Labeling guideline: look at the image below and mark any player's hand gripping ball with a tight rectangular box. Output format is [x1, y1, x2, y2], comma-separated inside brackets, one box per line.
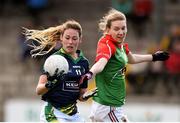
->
[44, 55, 69, 77]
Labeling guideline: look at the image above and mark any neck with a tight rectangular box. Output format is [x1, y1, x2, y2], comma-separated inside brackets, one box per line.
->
[61, 48, 79, 60]
[70, 53, 78, 60]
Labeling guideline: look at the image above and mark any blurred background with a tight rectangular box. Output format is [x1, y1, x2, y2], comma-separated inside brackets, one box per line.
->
[0, 0, 179, 122]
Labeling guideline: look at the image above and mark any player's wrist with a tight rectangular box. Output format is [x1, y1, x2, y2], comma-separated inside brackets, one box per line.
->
[152, 53, 156, 61]
[87, 71, 93, 79]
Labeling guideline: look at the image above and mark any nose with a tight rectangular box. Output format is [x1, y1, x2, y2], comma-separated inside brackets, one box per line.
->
[68, 38, 73, 44]
[119, 34, 123, 37]
[118, 31, 124, 37]
[119, 30, 124, 35]
[119, 29, 126, 37]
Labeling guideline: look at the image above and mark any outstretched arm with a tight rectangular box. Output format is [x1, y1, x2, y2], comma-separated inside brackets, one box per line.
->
[127, 52, 152, 64]
[90, 58, 108, 75]
[128, 51, 169, 64]
[79, 58, 108, 83]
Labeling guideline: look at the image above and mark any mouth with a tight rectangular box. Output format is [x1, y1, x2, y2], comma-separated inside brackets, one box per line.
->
[67, 46, 74, 50]
[117, 37, 122, 40]
[116, 37, 124, 43]
[117, 34, 124, 39]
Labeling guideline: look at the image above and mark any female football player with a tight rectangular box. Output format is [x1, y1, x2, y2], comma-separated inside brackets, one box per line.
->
[23, 20, 96, 122]
[81, 9, 169, 122]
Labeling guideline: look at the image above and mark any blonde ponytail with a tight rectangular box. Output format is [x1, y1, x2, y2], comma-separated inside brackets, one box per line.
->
[23, 20, 82, 57]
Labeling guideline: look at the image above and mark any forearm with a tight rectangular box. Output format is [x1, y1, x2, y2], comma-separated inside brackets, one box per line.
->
[36, 75, 49, 95]
[90, 58, 108, 75]
[36, 84, 48, 95]
[128, 53, 152, 64]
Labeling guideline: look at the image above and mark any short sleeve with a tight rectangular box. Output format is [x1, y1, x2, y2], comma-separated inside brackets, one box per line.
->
[95, 40, 116, 62]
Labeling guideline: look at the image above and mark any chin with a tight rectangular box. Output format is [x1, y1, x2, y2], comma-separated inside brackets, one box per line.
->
[117, 40, 122, 43]
[117, 42, 122, 44]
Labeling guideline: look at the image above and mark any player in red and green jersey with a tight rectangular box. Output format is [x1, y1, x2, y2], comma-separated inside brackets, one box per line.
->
[81, 9, 169, 122]
[94, 34, 129, 107]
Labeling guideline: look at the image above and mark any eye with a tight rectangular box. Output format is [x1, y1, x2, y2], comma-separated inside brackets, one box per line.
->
[72, 37, 78, 40]
[114, 27, 120, 31]
[65, 37, 70, 40]
[65, 35, 70, 40]
[121, 26, 126, 30]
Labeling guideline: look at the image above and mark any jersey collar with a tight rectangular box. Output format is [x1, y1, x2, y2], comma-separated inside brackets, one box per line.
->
[105, 34, 122, 48]
[59, 48, 84, 63]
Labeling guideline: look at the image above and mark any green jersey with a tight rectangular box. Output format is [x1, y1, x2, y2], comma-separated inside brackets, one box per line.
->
[93, 34, 129, 107]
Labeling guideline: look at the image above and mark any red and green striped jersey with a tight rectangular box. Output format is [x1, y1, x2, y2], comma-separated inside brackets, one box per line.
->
[93, 34, 130, 107]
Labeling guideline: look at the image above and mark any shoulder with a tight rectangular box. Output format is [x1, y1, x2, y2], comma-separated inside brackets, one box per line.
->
[81, 56, 90, 66]
[98, 36, 116, 53]
[78, 50, 90, 65]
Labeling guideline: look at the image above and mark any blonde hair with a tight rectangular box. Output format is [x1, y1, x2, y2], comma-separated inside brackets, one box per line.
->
[23, 20, 82, 57]
[99, 8, 126, 33]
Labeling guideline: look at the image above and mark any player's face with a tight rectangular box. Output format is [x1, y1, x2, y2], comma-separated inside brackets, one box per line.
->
[61, 28, 81, 54]
[107, 20, 127, 43]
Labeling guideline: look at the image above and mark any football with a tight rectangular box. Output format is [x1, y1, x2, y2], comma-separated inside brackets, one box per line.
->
[44, 55, 69, 76]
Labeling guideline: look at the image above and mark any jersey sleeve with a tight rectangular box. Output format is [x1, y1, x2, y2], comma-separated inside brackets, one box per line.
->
[123, 43, 130, 55]
[95, 40, 116, 62]
[80, 59, 89, 88]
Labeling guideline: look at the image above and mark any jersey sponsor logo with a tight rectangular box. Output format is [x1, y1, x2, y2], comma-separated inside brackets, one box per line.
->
[110, 67, 126, 82]
[62, 81, 79, 92]
[118, 67, 126, 74]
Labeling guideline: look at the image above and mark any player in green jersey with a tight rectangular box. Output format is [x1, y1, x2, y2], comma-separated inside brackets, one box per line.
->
[81, 9, 169, 122]
[23, 20, 97, 122]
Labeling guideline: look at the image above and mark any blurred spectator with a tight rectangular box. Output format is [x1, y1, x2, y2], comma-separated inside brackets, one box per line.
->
[111, 0, 133, 21]
[0, 0, 25, 17]
[160, 24, 180, 95]
[131, 0, 153, 39]
[18, 21, 34, 63]
[26, 0, 48, 26]
[126, 62, 149, 94]
[131, 25, 180, 95]
[18, 20, 44, 72]
[169, 0, 180, 4]
[0, 0, 5, 16]
[140, 44, 165, 95]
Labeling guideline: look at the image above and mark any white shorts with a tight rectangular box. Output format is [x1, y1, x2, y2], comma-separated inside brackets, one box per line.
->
[40, 102, 85, 122]
[89, 100, 129, 122]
